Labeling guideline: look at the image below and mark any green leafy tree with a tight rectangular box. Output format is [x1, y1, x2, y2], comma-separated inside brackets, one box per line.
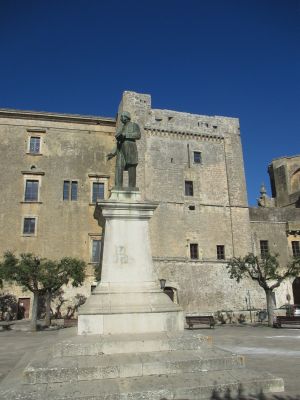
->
[0, 252, 86, 331]
[227, 253, 300, 326]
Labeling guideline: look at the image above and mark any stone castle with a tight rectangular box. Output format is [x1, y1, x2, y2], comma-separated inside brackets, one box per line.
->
[0, 91, 299, 318]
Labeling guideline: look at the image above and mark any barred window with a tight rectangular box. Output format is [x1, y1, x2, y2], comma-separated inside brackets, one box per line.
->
[190, 243, 199, 259]
[217, 245, 225, 260]
[260, 240, 269, 258]
[292, 241, 300, 257]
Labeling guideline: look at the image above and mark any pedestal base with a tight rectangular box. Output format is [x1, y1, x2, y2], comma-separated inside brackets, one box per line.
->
[78, 310, 184, 335]
[78, 189, 184, 335]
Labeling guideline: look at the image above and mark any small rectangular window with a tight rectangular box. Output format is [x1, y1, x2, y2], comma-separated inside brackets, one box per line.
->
[92, 182, 104, 203]
[71, 181, 78, 201]
[190, 243, 199, 259]
[260, 240, 269, 258]
[29, 137, 41, 154]
[217, 245, 225, 260]
[63, 180, 78, 201]
[23, 217, 36, 235]
[63, 181, 70, 200]
[91, 239, 101, 263]
[185, 181, 194, 196]
[25, 180, 39, 201]
[193, 151, 202, 164]
[292, 241, 300, 257]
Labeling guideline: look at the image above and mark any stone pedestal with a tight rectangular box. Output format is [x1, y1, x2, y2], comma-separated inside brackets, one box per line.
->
[78, 189, 184, 335]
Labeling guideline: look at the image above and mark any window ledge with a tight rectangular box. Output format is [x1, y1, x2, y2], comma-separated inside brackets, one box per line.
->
[22, 234, 36, 237]
[20, 201, 43, 204]
[21, 170, 45, 175]
[26, 152, 43, 156]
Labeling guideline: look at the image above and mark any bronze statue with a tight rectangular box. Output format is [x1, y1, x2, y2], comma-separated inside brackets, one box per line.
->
[108, 111, 141, 188]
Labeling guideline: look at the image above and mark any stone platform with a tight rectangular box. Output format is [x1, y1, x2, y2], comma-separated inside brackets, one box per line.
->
[0, 329, 284, 399]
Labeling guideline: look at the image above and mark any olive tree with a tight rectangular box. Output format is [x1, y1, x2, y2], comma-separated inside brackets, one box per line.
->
[226, 253, 300, 326]
[0, 252, 86, 330]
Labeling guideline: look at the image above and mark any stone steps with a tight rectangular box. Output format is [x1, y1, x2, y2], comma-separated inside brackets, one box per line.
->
[0, 331, 284, 399]
[2, 369, 284, 400]
[52, 331, 211, 357]
[23, 348, 245, 384]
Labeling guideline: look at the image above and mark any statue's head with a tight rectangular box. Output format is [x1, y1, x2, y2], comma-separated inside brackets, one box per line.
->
[120, 111, 131, 124]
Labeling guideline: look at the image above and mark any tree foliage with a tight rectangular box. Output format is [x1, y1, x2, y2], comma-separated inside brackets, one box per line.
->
[227, 253, 300, 291]
[0, 252, 86, 294]
[0, 251, 86, 329]
[226, 253, 300, 325]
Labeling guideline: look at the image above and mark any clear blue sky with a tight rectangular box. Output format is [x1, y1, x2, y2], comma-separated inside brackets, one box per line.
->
[1, 0, 299, 205]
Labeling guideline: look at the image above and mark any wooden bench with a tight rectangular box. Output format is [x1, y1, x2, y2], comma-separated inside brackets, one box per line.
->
[186, 315, 215, 329]
[273, 316, 300, 328]
[0, 321, 14, 331]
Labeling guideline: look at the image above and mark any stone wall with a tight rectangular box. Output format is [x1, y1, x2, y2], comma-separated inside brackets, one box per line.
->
[268, 155, 300, 207]
[0, 111, 116, 309]
[0, 92, 299, 316]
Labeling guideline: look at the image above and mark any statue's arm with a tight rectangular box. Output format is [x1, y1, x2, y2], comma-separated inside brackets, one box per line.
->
[107, 146, 117, 160]
[115, 125, 124, 140]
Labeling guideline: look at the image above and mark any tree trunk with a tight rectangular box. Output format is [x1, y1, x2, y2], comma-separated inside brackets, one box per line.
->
[265, 289, 275, 326]
[45, 291, 51, 327]
[30, 291, 39, 331]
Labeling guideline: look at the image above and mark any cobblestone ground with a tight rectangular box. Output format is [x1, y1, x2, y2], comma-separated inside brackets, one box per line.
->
[0, 324, 299, 397]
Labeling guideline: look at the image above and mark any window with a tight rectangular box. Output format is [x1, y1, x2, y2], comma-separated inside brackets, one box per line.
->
[24, 180, 39, 201]
[23, 217, 36, 235]
[292, 241, 300, 257]
[188, 205, 195, 211]
[91, 239, 101, 263]
[63, 180, 78, 201]
[217, 245, 225, 260]
[185, 181, 194, 196]
[260, 240, 269, 258]
[193, 151, 202, 164]
[190, 243, 199, 259]
[92, 182, 104, 203]
[29, 137, 41, 154]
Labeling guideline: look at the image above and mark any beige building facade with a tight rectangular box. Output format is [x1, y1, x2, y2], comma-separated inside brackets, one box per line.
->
[0, 91, 299, 317]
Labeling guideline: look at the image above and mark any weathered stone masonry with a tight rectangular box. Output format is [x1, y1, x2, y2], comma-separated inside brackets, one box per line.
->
[0, 92, 299, 316]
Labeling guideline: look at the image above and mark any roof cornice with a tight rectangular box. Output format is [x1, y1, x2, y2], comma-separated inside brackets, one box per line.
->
[0, 108, 116, 126]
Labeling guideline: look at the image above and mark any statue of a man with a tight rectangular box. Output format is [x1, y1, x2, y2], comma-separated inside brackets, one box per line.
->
[107, 111, 141, 188]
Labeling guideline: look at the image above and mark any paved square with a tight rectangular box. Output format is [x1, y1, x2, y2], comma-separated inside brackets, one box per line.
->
[1, 324, 299, 397]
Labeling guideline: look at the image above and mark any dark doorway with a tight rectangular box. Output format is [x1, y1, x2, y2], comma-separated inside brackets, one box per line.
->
[18, 298, 30, 319]
[292, 278, 300, 304]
